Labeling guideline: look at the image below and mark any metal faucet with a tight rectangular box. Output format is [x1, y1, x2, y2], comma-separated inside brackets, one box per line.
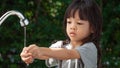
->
[0, 10, 29, 47]
[0, 10, 29, 27]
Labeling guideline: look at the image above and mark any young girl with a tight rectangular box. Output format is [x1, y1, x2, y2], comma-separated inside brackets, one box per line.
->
[20, 0, 102, 68]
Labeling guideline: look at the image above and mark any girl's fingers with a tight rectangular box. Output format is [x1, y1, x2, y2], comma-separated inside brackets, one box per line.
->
[23, 56, 34, 64]
[20, 52, 34, 63]
[22, 47, 29, 53]
[20, 46, 35, 64]
[20, 52, 32, 58]
[27, 44, 37, 53]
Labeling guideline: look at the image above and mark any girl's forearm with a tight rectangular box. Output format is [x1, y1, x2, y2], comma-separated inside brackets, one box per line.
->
[37, 55, 49, 60]
[38, 47, 80, 60]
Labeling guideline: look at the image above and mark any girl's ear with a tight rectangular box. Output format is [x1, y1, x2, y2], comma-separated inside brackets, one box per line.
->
[91, 30, 94, 33]
[90, 27, 94, 33]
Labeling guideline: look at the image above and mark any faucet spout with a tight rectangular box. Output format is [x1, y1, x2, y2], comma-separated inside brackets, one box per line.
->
[0, 10, 29, 27]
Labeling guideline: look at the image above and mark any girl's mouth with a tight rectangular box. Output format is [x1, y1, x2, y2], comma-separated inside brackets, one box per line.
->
[69, 32, 76, 37]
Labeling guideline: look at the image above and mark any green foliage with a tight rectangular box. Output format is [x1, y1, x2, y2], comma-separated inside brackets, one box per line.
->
[0, 0, 120, 68]
[101, 0, 120, 68]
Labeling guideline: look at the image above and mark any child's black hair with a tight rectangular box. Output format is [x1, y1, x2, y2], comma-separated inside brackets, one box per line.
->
[63, 0, 102, 68]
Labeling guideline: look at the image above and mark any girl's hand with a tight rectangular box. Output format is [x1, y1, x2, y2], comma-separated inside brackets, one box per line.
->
[25, 44, 49, 60]
[26, 44, 41, 59]
[20, 47, 34, 64]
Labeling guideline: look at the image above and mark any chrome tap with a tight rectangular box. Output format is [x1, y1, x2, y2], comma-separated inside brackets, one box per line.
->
[0, 10, 29, 47]
[0, 10, 29, 27]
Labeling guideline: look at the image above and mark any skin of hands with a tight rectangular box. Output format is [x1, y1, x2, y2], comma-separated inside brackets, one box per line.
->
[20, 47, 34, 64]
[20, 44, 80, 64]
[20, 44, 49, 64]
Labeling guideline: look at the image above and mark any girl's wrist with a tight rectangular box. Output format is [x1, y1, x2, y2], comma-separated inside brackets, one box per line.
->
[36, 47, 44, 59]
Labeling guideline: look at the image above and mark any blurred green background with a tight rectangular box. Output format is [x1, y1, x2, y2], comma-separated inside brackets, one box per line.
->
[0, 0, 120, 68]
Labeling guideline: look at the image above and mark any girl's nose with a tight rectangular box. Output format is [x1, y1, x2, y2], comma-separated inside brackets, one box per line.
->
[70, 23, 76, 30]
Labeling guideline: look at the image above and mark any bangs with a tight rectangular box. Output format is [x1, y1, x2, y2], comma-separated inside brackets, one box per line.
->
[65, 3, 88, 20]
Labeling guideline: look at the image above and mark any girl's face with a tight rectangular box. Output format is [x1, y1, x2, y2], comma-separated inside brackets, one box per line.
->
[66, 11, 93, 44]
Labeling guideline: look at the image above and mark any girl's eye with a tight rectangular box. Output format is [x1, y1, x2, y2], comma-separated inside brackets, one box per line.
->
[77, 22, 83, 25]
[67, 21, 71, 24]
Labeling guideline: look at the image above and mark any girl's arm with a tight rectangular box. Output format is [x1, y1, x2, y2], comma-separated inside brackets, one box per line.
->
[27, 44, 80, 60]
[20, 47, 50, 64]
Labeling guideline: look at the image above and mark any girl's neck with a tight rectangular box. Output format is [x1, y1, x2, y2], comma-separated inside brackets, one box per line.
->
[70, 41, 83, 48]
